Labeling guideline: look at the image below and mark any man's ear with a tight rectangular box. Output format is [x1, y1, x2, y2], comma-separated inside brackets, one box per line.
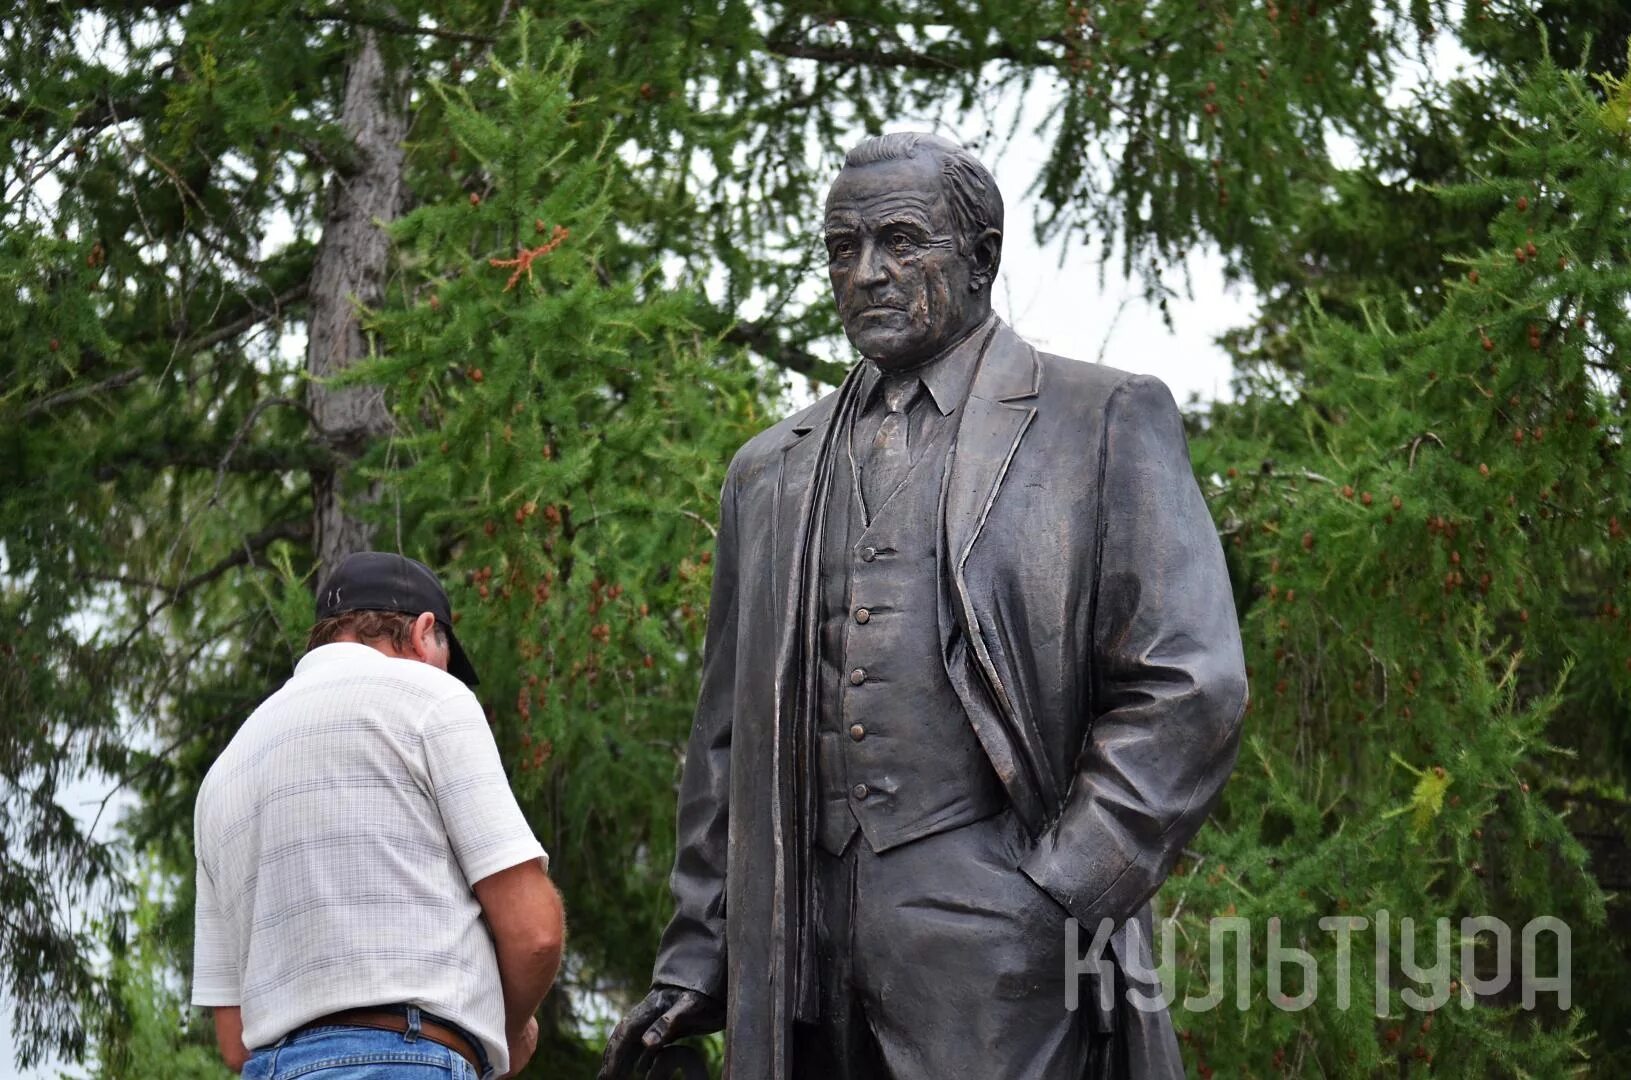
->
[969, 227, 1002, 292]
[410, 611, 441, 664]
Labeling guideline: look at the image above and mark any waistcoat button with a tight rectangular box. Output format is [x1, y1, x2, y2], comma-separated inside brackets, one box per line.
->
[849, 667, 867, 686]
[860, 546, 877, 562]
[852, 783, 870, 800]
[854, 607, 871, 624]
[849, 723, 866, 741]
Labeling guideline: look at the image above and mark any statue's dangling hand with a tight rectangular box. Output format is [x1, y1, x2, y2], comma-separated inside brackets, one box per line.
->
[598, 984, 724, 1079]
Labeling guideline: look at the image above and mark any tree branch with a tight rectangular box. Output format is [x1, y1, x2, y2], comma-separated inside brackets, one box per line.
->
[300, 8, 496, 45]
[92, 437, 336, 483]
[111, 517, 312, 656]
[764, 33, 1058, 74]
[208, 397, 318, 503]
[766, 36, 963, 72]
[0, 87, 170, 140]
[184, 282, 311, 353]
[172, 519, 314, 599]
[21, 282, 311, 420]
[725, 319, 849, 385]
[21, 368, 145, 419]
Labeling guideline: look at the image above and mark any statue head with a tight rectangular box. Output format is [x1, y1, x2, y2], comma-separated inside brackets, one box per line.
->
[824, 132, 1004, 371]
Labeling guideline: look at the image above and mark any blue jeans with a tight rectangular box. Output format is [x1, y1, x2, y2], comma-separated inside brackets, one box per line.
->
[243, 1007, 485, 1080]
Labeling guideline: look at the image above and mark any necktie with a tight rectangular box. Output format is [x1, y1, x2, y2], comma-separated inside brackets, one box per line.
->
[861, 374, 922, 518]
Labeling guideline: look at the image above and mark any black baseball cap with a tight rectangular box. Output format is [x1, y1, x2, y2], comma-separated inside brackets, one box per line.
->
[317, 551, 480, 687]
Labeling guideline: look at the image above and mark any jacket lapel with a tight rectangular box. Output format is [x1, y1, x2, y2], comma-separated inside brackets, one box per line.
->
[768, 366, 864, 1034]
[939, 322, 1061, 831]
[771, 391, 842, 620]
[943, 322, 1040, 573]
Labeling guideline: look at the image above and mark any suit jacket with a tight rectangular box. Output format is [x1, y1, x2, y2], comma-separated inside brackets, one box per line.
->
[650, 320, 1248, 1079]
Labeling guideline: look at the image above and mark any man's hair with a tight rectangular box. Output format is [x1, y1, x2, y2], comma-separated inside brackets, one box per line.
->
[306, 609, 447, 654]
[842, 132, 1005, 256]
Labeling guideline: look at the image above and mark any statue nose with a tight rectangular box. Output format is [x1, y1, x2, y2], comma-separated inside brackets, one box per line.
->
[855, 239, 890, 288]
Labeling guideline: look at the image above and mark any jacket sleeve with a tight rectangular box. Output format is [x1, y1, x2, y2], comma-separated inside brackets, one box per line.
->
[1019, 373, 1247, 927]
[649, 464, 741, 999]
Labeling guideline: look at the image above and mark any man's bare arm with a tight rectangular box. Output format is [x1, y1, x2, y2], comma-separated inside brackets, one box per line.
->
[210, 1005, 250, 1072]
[474, 858, 565, 1064]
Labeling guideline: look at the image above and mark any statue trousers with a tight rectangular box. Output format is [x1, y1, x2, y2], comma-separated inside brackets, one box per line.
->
[793, 808, 1117, 1080]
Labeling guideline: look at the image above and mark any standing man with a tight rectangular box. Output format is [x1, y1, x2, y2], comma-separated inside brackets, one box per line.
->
[193, 552, 564, 1079]
[601, 133, 1247, 1079]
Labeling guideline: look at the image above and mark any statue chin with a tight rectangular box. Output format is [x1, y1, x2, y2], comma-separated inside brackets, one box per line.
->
[844, 305, 992, 371]
[845, 325, 926, 369]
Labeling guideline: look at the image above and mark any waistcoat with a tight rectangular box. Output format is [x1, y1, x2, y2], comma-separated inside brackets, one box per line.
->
[813, 393, 1005, 856]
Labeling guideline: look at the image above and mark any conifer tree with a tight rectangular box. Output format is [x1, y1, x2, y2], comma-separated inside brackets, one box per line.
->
[2, 5, 774, 1070]
[360, 33, 771, 1025]
[1178, 54, 1631, 1074]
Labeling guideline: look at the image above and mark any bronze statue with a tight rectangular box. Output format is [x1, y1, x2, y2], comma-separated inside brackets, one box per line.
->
[600, 132, 1247, 1080]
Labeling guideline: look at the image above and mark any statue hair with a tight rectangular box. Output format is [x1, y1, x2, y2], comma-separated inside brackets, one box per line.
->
[842, 132, 1004, 260]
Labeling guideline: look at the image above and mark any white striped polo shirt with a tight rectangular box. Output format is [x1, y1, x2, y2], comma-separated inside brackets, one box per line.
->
[191, 642, 547, 1078]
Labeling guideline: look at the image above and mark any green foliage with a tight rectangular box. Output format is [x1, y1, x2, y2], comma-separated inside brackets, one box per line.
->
[1, 4, 774, 1068]
[361, 29, 769, 993]
[85, 865, 232, 1080]
[1185, 54, 1631, 1075]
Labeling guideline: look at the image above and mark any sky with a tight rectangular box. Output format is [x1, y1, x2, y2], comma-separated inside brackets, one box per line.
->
[980, 136, 1242, 406]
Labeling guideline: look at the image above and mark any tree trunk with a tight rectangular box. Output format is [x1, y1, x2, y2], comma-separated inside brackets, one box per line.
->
[306, 28, 406, 583]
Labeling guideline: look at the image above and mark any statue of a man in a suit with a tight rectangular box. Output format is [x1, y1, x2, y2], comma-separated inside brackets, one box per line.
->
[601, 132, 1247, 1080]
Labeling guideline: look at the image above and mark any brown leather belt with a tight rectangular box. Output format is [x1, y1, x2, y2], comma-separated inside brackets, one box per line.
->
[296, 1008, 482, 1073]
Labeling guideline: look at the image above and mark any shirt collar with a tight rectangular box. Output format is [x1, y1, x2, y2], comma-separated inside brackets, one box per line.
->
[861, 313, 996, 417]
[295, 641, 386, 676]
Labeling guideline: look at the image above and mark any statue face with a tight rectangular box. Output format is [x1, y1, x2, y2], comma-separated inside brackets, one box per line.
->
[824, 154, 990, 370]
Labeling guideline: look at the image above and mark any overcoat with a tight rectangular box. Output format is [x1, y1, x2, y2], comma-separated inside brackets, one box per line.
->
[651, 320, 1248, 1079]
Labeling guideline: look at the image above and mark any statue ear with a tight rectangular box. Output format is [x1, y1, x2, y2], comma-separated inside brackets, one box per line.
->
[968, 227, 1002, 292]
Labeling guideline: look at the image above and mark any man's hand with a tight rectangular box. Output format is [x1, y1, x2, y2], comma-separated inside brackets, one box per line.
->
[472, 859, 565, 1038]
[505, 1015, 539, 1078]
[598, 985, 723, 1079]
[209, 1005, 250, 1072]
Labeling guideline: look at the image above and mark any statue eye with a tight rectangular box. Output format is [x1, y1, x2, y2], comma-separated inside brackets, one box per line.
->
[829, 239, 855, 260]
[888, 231, 914, 252]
